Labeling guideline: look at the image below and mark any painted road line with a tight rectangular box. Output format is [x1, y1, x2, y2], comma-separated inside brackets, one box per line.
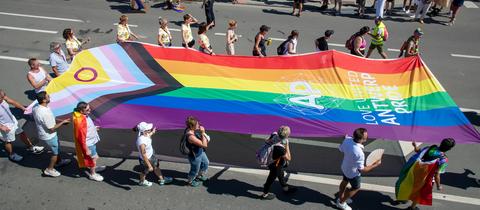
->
[451, 54, 480, 59]
[460, 107, 480, 113]
[210, 165, 480, 206]
[113, 23, 138, 27]
[170, 28, 181, 32]
[0, 25, 57, 34]
[0, 55, 49, 65]
[214, 32, 243, 38]
[328, 43, 344, 47]
[464, 1, 479, 8]
[270, 37, 286, 41]
[0, 11, 84, 22]
[388, 48, 401, 52]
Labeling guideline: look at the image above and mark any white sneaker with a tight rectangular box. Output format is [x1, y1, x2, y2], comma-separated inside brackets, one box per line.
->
[9, 153, 23, 162]
[27, 145, 45, 154]
[405, 10, 410, 14]
[8, 153, 23, 162]
[44, 168, 61, 177]
[346, 198, 353, 204]
[336, 198, 352, 210]
[55, 159, 71, 167]
[139, 180, 152, 187]
[89, 173, 104, 182]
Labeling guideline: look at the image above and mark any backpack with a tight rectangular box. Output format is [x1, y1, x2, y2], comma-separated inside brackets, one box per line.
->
[277, 39, 291, 55]
[179, 128, 191, 156]
[383, 27, 389, 41]
[345, 34, 357, 50]
[255, 132, 284, 167]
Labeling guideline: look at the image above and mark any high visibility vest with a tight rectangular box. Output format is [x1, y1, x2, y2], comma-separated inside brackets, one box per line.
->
[371, 22, 386, 45]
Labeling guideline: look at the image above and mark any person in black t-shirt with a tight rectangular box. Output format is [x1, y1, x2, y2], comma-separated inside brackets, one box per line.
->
[315, 30, 334, 51]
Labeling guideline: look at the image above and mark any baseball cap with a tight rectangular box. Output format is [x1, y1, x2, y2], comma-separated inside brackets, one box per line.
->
[137, 122, 153, 133]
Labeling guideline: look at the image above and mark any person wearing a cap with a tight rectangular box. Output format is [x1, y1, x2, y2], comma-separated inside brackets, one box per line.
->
[134, 122, 173, 187]
[399, 28, 423, 58]
[315, 30, 334, 51]
[253, 25, 270, 57]
[366, 17, 388, 59]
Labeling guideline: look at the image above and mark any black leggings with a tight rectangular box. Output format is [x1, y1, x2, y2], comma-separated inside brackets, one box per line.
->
[263, 160, 287, 194]
[205, 0, 215, 26]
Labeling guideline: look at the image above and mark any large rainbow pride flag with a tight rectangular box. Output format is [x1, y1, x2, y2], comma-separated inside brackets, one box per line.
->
[42, 42, 480, 143]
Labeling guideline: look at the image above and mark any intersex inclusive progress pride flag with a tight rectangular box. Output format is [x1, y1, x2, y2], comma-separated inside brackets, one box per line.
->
[43, 42, 480, 143]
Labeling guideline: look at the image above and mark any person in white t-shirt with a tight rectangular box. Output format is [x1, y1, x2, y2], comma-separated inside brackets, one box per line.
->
[32, 91, 71, 177]
[0, 89, 44, 162]
[336, 128, 382, 210]
[286, 30, 299, 55]
[134, 122, 173, 187]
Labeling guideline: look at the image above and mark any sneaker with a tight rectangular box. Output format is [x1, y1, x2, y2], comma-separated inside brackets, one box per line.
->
[196, 175, 208, 182]
[27, 145, 45, 154]
[9, 153, 23, 162]
[95, 165, 107, 173]
[89, 173, 104, 182]
[260, 193, 276, 200]
[55, 159, 71, 168]
[336, 198, 352, 210]
[189, 180, 202, 187]
[44, 168, 61, 177]
[159, 176, 173, 185]
[139, 180, 152, 187]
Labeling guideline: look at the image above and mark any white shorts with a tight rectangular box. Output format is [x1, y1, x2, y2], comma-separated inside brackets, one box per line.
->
[0, 126, 23, 143]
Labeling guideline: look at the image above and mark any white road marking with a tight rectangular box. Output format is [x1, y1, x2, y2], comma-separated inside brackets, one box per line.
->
[0, 25, 57, 34]
[210, 165, 480, 206]
[169, 28, 181, 32]
[464, 1, 479, 8]
[269, 37, 286, 41]
[214, 32, 243, 38]
[388, 48, 401, 52]
[0, 11, 84, 22]
[113, 23, 138, 27]
[328, 43, 344, 47]
[0, 55, 49, 65]
[451, 54, 480, 59]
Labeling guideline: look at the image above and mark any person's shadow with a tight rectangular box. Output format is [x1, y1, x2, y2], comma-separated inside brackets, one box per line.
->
[205, 166, 264, 199]
[441, 169, 480, 190]
[463, 111, 480, 126]
[351, 190, 400, 210]
[102, 158, 142, 191]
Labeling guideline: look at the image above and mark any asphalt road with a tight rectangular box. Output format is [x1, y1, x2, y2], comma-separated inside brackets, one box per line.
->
[1, 0, 480, 209]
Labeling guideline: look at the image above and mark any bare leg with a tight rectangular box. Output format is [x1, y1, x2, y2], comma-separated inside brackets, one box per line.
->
[154, 167, 164, 180]
[340, 188, 360, 203]
[366, 47, 374, 58]
[19, 132, 33, 149]
[4, 142, 13, 156]
[48, 155, 58, 170]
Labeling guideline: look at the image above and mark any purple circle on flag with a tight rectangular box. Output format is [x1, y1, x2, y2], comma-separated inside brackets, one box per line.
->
[74, 67, 98, 82]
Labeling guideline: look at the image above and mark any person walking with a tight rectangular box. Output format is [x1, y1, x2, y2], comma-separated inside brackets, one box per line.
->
[117, 15, 140, 43]
[399, 28, 423, 57]
[449, 0, 464, 26]
[253, 25, 270, 57]
[184, 116, 210, 187]
[336, 128, 382, 210]
[315, 30, 334, 51]
[350, 27, 369, 57]
[32, 91, 71, 177]
[334, 0, 343, 15]
[291, 0, 304, 17]
[260, 126, 297, 200]
[158, 17, 172, 47]
[49, 42, 70, 77]
[396, 138, 456, 210]
[286, 30, 299, 55]
[27, 58, 52, 94]
[72, 102, 105, 182]
[202, 0, 215, 28]
[0, 89, 44, 162]
[198, 22, 215, 55]
[366, 17, 388, 59]
[226, 20, 238, 55]
[414, 0, 433, 24]
[181, 14, 198, 48]
[63, 28, 90, 61]
[134, 122, 173, 187]
[358, 0, 367, 17]
[375, 0, 387, 18]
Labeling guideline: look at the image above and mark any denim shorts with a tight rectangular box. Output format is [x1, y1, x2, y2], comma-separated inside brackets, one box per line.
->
[88, 145, 98, 157]
[44, 135, 59, 155]
[343, 174, 361, 190]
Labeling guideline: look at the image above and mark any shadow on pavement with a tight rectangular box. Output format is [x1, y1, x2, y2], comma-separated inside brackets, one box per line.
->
[206, 166, 264, 199]
[350, 190, 400, 210]
[463, 111, 480, 126]
[102, 158, 139, 191]
[442, 169, 480, 190]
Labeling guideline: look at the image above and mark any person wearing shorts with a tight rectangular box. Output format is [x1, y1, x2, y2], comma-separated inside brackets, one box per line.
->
[366, 17, 388, 59]
[449, 0, 464, 25]
[135, 122, 173, 187]
[336, 128, 381, 210]
[181, 14, 198, 48]
[32, 91, 71, 177]
[292, 0, 305, 16]
[0, 89, 44, 162]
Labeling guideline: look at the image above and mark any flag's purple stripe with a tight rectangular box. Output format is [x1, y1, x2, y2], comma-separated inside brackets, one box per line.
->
[96, 104, 480, 144]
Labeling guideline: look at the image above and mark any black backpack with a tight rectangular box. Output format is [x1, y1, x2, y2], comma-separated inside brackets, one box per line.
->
[277, 39, 291, 55]
[179, 128, 191, 156]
